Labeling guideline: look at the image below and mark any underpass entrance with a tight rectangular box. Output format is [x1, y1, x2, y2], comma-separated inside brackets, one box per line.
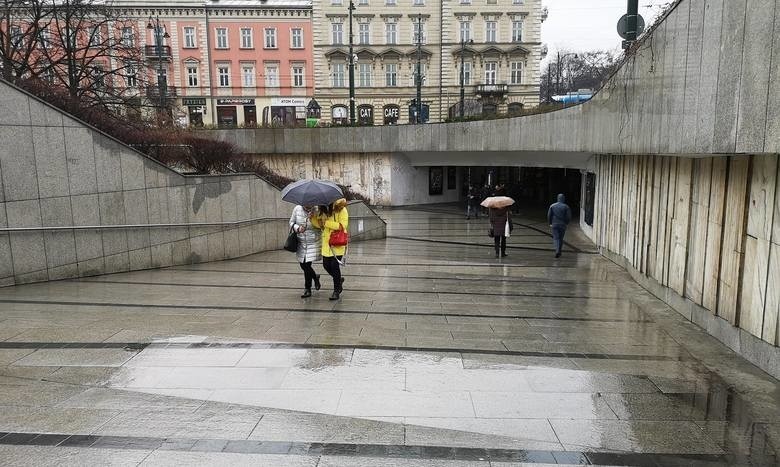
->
[463, 167, 583, 218]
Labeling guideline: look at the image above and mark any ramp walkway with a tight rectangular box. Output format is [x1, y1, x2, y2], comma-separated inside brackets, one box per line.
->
[0, 208, 777, 466]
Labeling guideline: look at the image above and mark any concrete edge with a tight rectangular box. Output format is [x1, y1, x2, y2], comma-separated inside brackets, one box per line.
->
[601, 249, 780, 381]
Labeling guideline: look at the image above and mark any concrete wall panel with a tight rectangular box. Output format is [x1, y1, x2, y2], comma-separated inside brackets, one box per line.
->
[765, 0, 780, 150]
[669, 1, 691, 153]
[99, 192, 128, 257]
[0, 127, 38, 201]
[104, 252, 130, 274]
[28, 97, 62, 128]
[128, 247, 151, 271]
[0, 88, 29, 126]
[713, 0, 747, 153]
[40, 196, 76, 269]
[736, 0, 775, 153]
[150, 243, 173, 268]
[6, 200, 45, 275]
[120, 151, 146, 191]
[765, 242, 780, 345]
[682, 0, 705, 152]
[33, 127, 69, 199]
[64, 128, 98, 196]
[696, 0, 724, 153]
[93, 136, 123, 193]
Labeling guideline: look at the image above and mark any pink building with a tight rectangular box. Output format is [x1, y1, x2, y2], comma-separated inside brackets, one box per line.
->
[119, 0, 313, 127]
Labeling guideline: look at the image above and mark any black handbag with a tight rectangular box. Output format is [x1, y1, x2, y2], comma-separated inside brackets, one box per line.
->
[488, 228, 494, 238]
[284, 227, 298, 252]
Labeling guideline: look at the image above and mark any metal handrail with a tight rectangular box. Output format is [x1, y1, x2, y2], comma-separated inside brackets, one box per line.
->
[0, 216, 384, 233]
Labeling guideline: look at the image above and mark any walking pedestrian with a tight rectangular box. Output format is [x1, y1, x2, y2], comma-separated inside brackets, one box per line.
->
[547, 193, 572, 258]
[466, 185, 480, 219]
[312, 198, 349, 300]
[289, 205, 321, 298]
[489, 205, 511, 258]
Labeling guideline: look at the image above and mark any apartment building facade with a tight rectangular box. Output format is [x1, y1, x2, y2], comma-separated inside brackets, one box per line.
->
[312, 0, 542, 125]
[115, 0, 314, 127]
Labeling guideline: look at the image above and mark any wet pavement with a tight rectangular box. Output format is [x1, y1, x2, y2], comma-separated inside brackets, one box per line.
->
[0, 206, 778, 466]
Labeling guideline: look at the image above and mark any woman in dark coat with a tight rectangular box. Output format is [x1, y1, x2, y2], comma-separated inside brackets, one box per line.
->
[489, 206, 511, 258]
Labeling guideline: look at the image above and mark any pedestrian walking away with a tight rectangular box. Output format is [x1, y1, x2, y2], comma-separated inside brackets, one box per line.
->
[548, 193, 572, 258]
[489, 205, 512, 258]
[289, 205, 322, 298]
[312, 198, 349, 300]
[466, 185, 480, 219]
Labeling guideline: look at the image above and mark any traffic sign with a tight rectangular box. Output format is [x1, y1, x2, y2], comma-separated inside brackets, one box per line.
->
[617, 13, 645, 40]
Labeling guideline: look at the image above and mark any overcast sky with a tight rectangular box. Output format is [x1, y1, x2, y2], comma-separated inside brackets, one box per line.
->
[541, 0, 673, 63]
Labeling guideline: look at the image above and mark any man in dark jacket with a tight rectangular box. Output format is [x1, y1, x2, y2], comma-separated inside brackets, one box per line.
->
[547, 193, 572, 258]
[466, 185, 480, 219]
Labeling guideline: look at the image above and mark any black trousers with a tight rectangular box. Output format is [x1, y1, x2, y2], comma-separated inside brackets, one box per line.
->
[494, 235, 507, 255]
[299, 261, 316, 289]
[323, 256, 343, 291]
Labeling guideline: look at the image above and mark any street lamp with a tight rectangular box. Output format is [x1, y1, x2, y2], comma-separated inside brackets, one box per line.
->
[459, 38, 473, 119]
[413, 14, 423, 124]
[147, 16, 170, 113]
[348, 1, 356, 125]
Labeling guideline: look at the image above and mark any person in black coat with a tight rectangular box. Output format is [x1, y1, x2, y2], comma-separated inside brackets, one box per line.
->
[489, 206, 511, 258]
[466, 185, 480, 219]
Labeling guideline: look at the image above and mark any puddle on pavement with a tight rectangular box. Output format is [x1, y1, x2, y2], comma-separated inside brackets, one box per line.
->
[101, 342, 780, 459]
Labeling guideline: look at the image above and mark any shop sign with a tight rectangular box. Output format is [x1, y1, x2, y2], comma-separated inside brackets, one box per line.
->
[383, 105, 400, 124]
[217, 98, 254, 105]
[358, 105, 374, 125]
[182, 98, 206, 106]
[271, 97, 307, 107]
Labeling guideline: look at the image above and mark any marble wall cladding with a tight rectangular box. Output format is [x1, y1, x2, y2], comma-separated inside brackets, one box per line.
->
[0, 79, 387, 288]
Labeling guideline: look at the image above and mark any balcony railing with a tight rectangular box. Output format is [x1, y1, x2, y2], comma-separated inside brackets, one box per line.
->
[475, 83, 508, 95]
[144, 45, 171, 59]
[145, 85, 177, 98]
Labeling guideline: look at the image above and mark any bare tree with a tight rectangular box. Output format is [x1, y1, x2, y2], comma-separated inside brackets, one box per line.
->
[0, 0, 52, 81]
[1, 0, 149, 113]
[540, 50, 620, 102]
[39, 0, 146, 108]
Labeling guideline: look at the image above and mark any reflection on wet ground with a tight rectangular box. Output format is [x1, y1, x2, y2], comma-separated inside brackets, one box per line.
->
[0, 207, 778, 466]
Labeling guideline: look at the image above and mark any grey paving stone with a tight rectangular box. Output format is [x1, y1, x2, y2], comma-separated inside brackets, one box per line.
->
[12, 348, 136, 367]
[318, 457, 488, 467]
[281, 366, 404, 390]
[0, 404, 118, 433]
[551, 419, 725, 454]
[471, 391, 617, 420]
[523, 369, 660, 394]
[249, 412, 405, 444]
[207, 388, 342, 413]
[404, 417, 562, 450]
[140, 451, 318, 467]
[0, 445, 153, 467]
[337, 390, 475, 418]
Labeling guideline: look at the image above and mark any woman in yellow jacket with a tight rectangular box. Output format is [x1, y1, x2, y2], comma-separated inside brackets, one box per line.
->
[311, 198, 349, 300]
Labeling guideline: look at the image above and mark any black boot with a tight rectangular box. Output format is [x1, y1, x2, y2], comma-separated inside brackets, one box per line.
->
[301, 288, 312, 298]
[314, 275, 321, 291]
[329, 277, 344, 300]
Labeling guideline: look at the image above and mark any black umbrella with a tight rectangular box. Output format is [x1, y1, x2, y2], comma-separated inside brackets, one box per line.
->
[281, 179, 344, 206]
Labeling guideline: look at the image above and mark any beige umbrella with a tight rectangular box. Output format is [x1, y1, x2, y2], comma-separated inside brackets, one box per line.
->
[480, 196, 515, 209]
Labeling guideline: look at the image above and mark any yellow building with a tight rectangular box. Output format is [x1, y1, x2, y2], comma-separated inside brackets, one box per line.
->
[312, 0, 543, 125]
